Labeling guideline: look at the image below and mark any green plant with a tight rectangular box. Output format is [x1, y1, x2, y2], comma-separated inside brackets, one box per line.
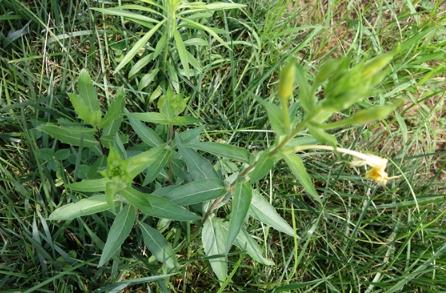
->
[94, 0, 244, 92]
[38, 48, 403, 286]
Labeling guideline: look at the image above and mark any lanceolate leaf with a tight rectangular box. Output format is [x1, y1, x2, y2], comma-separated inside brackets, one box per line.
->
[127, 113, 163, 147]
[128, 112, 198, 126]
[77, 69, 101, 114]
[143, 148, 171, 185]
[186, 141, 252, 163]
[100, 88, 126, 142]
[226, 182, 252, 252]
[248, 152, 275, 183]
[69, 93, 102, 127]
[99, 205, 137, 266]
[126, 145, 168, 179]
[220, 223, 274, 266]
[37, 123, 100, 153]
[67, 178, 107, 193]
[249, 190, 294, 236]
[174, 30, 191, 76]
[113, 20, 165, 73]
[140, 223, 178, 270]
[180, 18, 229, 49]
[120, 187, 199, 221]
[177, 138, 220, 181]
[49, 195, 114, 221]
[161, 179, 226, 205]
[202, 216, 228, 282]
[281, 152, 320, 204]
[92, 7, 159, 27]
[256, 98, 288, 135]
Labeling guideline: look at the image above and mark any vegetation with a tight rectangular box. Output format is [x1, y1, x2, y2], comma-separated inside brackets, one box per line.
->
[1, 0, 445, 292]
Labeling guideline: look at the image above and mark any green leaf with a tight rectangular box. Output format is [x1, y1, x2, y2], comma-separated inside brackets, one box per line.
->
[140, 223, 178, 270]
[180, 18, 230, 49]
[295, 64, 315, 113]
[256, 98, 288, 135]
[161, 179, 226, 205]
[173, 30, 191, 76]
[127, 113, 163, 147]
[128, 112, 198, 125]
[69, 93, 102, 127]
[176, 139, 220, 181]
[248, 152, 275, 183]
[100, 88, 126, 143]
[48, 195, 114, 221]
[98, 205, 137, 266]
[281, 152, 320, 204]
[126, 145, 168, 179]
[120, 187, 199, 221]
[114, 20, 164, 73]
[186, 141, 251, 163]
[138, 68, 159, 91]
[202, 216, 228, 282]
[226, 182, 252, 252]
[92, 7, 159, 26]
[308, 125, 337, 147]
[67, 178, 107, 192]
[37, 123, 100, 153]
[249, 190, 294, 236]
[220, 224, 274, 266]
[128, 54, 153, 78]
[143, 147, 171, 185]
[77, 69, 101, 120]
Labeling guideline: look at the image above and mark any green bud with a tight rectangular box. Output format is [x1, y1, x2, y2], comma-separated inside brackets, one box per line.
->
[361, 53, 393, 80]
[278, 60, 296, 101]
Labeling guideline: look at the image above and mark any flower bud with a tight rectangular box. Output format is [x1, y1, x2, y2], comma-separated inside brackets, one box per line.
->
[278, 60, 296, 101]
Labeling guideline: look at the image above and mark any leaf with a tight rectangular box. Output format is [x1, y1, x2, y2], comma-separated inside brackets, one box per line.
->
[143, 147, 171, 185]
[140, 223, 178, 270]
[180, 18, 230, 49]
[138, 68, 159, 91]
[98, 205, 137, 266]
[69, 93, 102, 127]
[248, 152, 275, 183]
[37, 123, 100, 153]
[202, 216, 228, 282]
[220, 223, 274, 266]
[92, 7, 159, 26]
[77, 69, 101, 114]
[281, 153, 320, 204]
[127, 113, 163, 147]
[67, 178, 107, 193]
[48, 195, 114, 221]
[186, 141, 251, 163]
[114, 20, 164, 73]
[100, 88, 126, 143]
[307, 125, 337, 147]
[226, 182, 252, 252]
[96, 274, 176, 293]
[120, 187, 199, 221]
[128, 54, 153, 78]
[256, 98, 288, 135]
[126, 145, 168, 179]
[249, 190, 294, 236]
[160, 179, 226, 205]
[173, 30, 192, 76]
[295, 64, 315, 113]
[176, 138, 220, 181]
[128, 112, 198, 125]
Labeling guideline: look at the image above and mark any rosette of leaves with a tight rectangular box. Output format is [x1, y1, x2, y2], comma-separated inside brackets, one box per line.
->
[94, 0, 245, 92]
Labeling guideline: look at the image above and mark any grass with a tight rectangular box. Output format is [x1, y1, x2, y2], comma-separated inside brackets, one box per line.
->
[1, 0, 446, 292]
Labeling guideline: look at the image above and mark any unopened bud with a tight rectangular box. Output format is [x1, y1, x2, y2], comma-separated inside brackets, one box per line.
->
[278, 60, 296, 100]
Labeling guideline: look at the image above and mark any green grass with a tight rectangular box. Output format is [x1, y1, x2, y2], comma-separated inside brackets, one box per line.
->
[1, 0, 446, 292]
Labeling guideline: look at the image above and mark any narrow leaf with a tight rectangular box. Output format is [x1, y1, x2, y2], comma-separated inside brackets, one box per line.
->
[114, 20, 164, 73]
[127, 113, 163, 147]
[249, 190, 294, 236]
[180, 18, 229, 49]
[186, 141, 251, 163]
[248, 152, 275, 183]
[202, 216, 228, 282]
[128, 112, 198, 125]
[126, 145, 167, 179]
[77, 69, 101, 113]
[140, 223, 178, 270]
[226, 182, 252, 252]
[49, 195, 114, 221]
[256, 98, 288, 135]
[161, 179, 226, 205]
[100, 88, 126, 142]
[99, 205, 136, 266]
[120, 187, 199, 221]
[143, 148, 171, 185]
[67, 178, 107, 192]
[282, 152, 320, 204]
